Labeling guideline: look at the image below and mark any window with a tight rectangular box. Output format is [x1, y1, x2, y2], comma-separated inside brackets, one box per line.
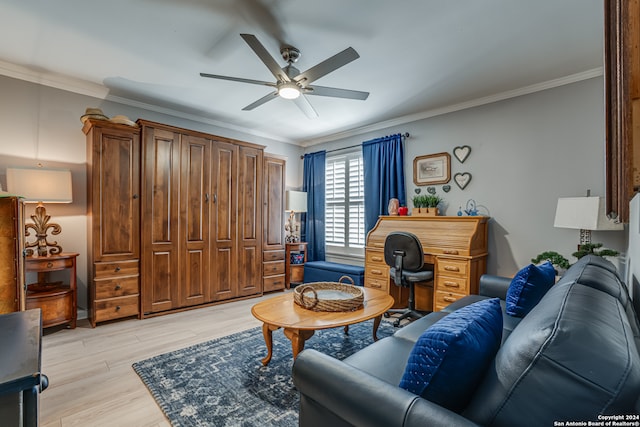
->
[325, 151, 365, 256]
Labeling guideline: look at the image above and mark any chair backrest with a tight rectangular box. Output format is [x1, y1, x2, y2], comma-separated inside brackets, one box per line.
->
[383, 231, 425, 272]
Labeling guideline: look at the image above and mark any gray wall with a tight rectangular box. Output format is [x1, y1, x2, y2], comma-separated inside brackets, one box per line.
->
[0, 75, 304, 313]
[305, 76, 627, 276]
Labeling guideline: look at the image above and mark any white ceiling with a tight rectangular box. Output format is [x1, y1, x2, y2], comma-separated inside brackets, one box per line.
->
[0, 0, 604, 145]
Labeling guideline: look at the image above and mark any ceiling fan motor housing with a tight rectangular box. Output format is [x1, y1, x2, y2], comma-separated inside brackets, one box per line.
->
[280, 46, 301, 63]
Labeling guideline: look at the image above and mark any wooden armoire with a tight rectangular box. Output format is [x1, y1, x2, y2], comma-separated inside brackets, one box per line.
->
[262, 155, 286, 292]
[85, 118, 278, 323]
[84, 119, 141, 327]
[0, 197, 25, 314]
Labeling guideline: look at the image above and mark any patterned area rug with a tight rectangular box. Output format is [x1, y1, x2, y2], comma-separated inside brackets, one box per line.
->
[133, 320, 395, 427]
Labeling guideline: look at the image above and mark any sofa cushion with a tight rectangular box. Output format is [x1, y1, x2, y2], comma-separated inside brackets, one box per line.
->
[398, 298, 502, 413]
[505, 261, 555, 317]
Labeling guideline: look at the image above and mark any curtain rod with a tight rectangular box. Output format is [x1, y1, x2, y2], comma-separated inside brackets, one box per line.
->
[300, 132, 410, 159]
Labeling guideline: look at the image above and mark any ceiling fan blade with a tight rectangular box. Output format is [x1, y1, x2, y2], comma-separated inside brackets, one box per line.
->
[294, 47, 360, 85]
[240, 33, 290, 82]
[200, 73, 276, 88]
[242, 91, 279, 111]
[293, 95, 319, 119]
[305, 85, 369, 100]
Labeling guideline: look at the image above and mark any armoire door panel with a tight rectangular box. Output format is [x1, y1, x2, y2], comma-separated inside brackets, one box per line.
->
[239, 246, 261, 296]
[212, 142, 236, 242]
[142, 126, 181, 313]
[98, 132, 139, 258]
[180, 135, 210, 306]
[211, 247, 234, 300]
[263, 157, 285, 248]
[146, 250, 175, 312]
[150, 136, 178, 243]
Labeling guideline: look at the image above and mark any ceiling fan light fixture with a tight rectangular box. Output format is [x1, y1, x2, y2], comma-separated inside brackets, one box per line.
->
[278, 82, 301, 99]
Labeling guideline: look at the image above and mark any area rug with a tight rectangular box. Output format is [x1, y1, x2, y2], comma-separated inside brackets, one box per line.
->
[133, 320, 395, 427]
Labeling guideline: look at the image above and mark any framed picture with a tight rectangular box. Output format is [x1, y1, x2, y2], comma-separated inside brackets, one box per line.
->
[413, 152, 451, 185]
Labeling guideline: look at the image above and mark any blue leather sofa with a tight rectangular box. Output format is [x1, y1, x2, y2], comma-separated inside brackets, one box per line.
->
[292, 255, 640, 426]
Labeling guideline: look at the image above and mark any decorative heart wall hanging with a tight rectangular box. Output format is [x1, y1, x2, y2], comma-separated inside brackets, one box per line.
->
[453, 145, 471, 163]
[442, 185, 451, 193]
[427, 186, 436, 194]
[454, 173, 472, 190]
[414, 188, 421, 194]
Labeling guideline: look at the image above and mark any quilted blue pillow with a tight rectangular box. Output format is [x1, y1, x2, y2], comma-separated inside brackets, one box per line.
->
[506, 261, 556, 317]
[399, 298, 502, 413]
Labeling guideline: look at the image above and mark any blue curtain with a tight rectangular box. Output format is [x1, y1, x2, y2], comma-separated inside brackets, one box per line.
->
[362, 134, 406, 234]
[303, 151, 326, 261]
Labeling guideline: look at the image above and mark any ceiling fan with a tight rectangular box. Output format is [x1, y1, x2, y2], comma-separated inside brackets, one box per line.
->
[200, 33, 369, 118]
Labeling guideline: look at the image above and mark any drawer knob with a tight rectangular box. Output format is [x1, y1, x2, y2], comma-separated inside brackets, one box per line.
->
[444, 281, 459, 288]
[115, 284, 122, 290]
[443, 250, 459, 255]
[372, 256, 382, 262]
[115, 266, 121, 272]
[444, 266, 460, 272]
[372, 269, 383, 275]
[444, 296, 456, 302]
[47, 262, 53, 268]
[116, 305, 121, 311]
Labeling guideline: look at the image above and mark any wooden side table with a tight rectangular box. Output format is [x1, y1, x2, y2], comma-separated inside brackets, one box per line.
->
[25, 253, 78, 329]
[285, 242, 307, 288]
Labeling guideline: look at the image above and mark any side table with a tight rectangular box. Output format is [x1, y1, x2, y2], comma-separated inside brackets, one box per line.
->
[25, 253, 78, 329]
[285, 242, 307, 288]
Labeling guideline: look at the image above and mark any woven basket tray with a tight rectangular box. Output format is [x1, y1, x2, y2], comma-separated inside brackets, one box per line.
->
[293, 276, 364, 312]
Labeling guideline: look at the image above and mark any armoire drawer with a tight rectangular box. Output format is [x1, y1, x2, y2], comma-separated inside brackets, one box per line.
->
[263, 250, 285, 262]
[95, 277, 139, 299]
[94, 295, 139, 322]
[263, 261, 285, 276]
[94, 260, 139, 279]
[263, 275, 285, 292]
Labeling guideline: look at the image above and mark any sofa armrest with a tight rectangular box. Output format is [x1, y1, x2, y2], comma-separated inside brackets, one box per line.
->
[292, 349, 479, 427]
[478, 274, 511, 299]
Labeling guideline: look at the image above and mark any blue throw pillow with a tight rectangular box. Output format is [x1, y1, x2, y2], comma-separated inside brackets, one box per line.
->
[399, 298, 502, 413]
[506, 261, 556, 317]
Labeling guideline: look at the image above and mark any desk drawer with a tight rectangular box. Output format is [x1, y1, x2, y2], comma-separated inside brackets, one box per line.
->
[434, 290, 467, 311]
[436, 276, 469, 294]
[95, 260, 139, 279]
[436, 258, 468, 277]
[95, 295, 139, 322]
[95, 277, 139, 299]
[365, 277, 389, 291]
[366, 250, 386, 265]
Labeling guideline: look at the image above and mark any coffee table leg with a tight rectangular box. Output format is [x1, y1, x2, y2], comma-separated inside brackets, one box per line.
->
[372, 315, 383, 341]
[260, 323, 280, 366]
[284, 328, 314, 359]
[344, 325, 349, 335]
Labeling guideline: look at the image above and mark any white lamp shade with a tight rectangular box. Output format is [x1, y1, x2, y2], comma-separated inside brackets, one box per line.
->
[285, 190, 307, 212]
[554, 196, 623, 231]
[6, 168, 73, 203]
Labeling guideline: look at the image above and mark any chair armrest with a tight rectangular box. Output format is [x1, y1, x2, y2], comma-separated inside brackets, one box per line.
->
[478, 274, 512, 300]
[292, 349, 479, 427]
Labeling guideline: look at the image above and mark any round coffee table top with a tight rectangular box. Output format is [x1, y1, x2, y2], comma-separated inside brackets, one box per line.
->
[251, 287, 394, 330]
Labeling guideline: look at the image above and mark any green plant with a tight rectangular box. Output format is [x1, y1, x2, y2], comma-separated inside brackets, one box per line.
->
[424, 194, 443, 208]
[572, 243, 619, 260]
[531, 251, 570, 270]
[412, 194, 427, 208]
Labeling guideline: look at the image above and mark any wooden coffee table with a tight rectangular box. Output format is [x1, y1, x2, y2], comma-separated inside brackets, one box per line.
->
[251, 287, 394, 366]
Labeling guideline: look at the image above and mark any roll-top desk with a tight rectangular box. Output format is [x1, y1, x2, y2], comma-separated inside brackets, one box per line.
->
[364, 216, 489, 311]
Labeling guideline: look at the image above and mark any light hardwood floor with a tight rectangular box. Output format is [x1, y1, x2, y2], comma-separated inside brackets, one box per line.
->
[40, 294, 276, 427]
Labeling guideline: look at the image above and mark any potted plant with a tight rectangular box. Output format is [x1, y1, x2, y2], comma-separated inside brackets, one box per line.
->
[531, 251, 571, 276]
[412, 194, 443, 216]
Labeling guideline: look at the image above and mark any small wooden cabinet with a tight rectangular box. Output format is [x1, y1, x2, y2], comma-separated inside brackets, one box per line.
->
[25, 253, 78, 329]
[285, 242, 307, 288]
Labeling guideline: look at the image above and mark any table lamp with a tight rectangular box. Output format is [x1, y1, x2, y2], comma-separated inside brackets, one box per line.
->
[553, 195, 623, 248]
[6, 167, 73, 256]
[285, 190, 307, 243]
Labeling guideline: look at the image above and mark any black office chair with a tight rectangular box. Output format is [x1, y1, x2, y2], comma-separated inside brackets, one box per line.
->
[384, 231, 434, 327]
